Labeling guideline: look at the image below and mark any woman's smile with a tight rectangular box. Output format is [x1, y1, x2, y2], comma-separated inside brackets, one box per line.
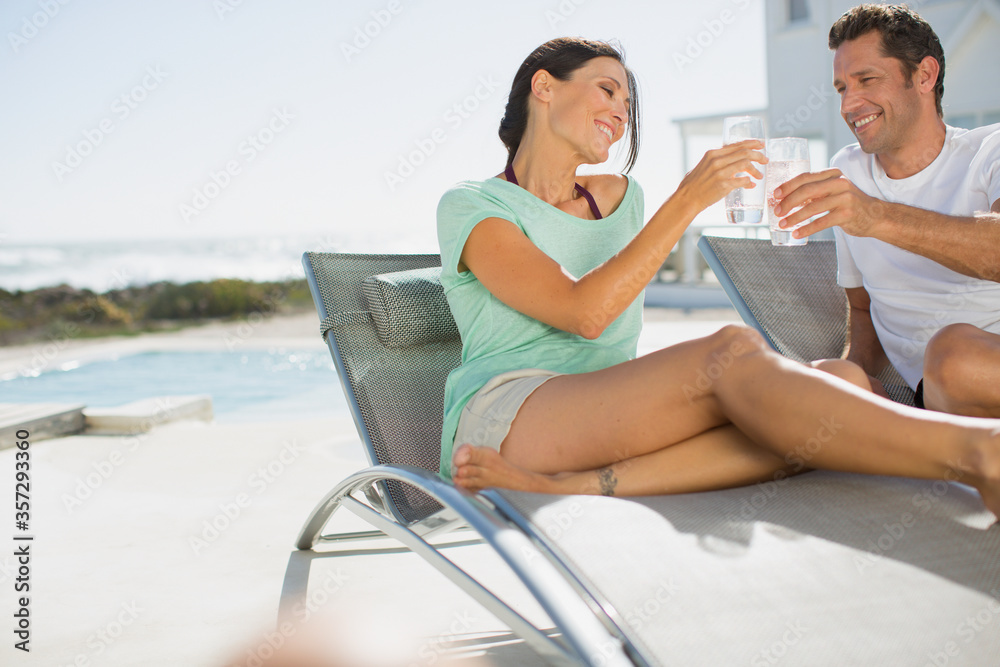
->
[595, 120, 615, 142]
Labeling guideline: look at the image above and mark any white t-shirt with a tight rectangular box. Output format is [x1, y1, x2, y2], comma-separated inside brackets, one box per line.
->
[831, 123, 1000, 389]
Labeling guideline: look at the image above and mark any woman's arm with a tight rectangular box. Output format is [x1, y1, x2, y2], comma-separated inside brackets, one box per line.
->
[460, 141, 765, 338]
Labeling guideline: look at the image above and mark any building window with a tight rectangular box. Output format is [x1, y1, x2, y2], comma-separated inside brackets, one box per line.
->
[788, 0, 810, 24]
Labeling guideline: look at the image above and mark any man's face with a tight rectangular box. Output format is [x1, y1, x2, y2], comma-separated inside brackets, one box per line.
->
[833, 30, 923, 156]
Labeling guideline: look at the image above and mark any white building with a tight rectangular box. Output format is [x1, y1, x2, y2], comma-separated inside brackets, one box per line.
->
[766, 0, 1000, 161]
[680, 0, 1000, 171]
[672, 0, 1000, 280]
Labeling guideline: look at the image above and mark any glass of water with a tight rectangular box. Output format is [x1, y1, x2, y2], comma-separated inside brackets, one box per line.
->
[722, 116, 765, 225]
[765, 137, 810, 246]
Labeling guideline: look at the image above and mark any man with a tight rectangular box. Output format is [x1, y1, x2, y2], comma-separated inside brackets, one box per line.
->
[775, 3, 1000, 417]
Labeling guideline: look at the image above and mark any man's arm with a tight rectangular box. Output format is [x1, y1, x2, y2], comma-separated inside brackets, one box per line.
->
[842, 285, 890, 377]
[774, 171, 1000, 282]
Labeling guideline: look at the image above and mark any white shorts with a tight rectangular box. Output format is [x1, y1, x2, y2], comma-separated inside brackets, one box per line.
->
[453, 368, 561, 455]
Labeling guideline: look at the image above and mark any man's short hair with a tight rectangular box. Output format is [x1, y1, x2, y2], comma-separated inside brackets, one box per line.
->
[829, 4, 945, 117]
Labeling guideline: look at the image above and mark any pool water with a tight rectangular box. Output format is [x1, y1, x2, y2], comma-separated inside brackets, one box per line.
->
[0, 349, 349, 423]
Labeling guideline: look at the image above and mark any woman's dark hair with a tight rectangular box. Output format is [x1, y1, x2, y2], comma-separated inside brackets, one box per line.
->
[498, 37, 641, 172]
[828, 4, 945, 117]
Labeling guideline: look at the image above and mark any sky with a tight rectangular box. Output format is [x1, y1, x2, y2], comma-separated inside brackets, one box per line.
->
[0, 0, 768, 253]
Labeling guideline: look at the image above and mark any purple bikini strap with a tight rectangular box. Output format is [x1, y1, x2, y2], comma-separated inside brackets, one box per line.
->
[504, 162, 517, 186]
[573, 183, 603, 221]
[504, 163, 603, 220]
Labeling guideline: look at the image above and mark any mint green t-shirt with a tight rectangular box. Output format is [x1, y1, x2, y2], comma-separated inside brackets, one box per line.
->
[436, 175, 645, 477]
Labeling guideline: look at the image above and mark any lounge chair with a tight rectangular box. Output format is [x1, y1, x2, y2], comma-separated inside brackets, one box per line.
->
[698, 235, 916, 405]
[295, 250, 999, 666]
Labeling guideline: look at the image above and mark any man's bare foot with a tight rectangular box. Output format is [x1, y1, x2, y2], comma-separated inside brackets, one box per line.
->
[451, 444, 562, 493]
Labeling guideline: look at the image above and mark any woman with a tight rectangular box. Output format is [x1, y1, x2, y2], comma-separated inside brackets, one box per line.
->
[436, 37, 1000, 516]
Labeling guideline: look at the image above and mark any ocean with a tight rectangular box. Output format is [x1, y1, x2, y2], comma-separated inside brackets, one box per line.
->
[0, 234, 382, 292]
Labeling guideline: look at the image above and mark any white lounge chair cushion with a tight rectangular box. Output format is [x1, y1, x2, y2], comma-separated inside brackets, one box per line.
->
[497, 470, 999, 665]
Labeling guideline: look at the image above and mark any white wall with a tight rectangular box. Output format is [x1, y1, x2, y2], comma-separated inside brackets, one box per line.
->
[765, 0, 839, 146]
[943, 10, 1000, 121]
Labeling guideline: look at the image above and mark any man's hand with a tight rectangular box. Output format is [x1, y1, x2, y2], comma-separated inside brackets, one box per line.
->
[776, 170, 1000, 280]
[772, 168, 889, 239]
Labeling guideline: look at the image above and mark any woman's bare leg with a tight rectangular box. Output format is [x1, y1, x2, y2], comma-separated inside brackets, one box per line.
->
[452, 338, 872, 496]
[453, 353, 877, 495]
[453, 424, 803, 495]
[452, 325, 1000, 515]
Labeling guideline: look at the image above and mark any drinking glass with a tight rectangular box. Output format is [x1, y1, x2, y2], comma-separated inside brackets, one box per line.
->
[765, 138, 810, 246]
[722, 116, 765, 225]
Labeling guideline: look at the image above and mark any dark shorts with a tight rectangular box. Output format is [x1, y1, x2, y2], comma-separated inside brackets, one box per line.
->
[913, 379, 925, 410]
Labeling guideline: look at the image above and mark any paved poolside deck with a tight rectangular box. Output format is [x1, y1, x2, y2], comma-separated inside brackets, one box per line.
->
[0, 309, 736, 666]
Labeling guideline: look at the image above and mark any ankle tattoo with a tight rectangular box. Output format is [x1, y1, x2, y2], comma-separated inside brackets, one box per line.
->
[597, 467, 618, 496]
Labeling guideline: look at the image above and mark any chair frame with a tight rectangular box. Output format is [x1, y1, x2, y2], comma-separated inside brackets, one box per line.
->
[293, 249, 999, 666]
[296, 251, 639, 667]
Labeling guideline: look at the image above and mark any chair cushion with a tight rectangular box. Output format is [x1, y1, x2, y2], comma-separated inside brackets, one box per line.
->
[361, 266, 459, 348]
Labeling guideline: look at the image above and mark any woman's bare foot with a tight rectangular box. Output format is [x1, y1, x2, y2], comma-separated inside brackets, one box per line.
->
[451, 444, 621, 495]
[451, 444, 562, 493]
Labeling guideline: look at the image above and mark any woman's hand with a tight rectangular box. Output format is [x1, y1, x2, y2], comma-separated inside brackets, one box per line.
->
[672, 140, 767, 214]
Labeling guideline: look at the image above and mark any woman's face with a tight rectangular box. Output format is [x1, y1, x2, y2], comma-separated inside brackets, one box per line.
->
[538, 56, 630, 165]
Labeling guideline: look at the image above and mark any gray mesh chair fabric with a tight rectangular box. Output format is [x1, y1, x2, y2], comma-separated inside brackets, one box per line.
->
[302, 251, 642, 666]
[699, 236, 915, 406]
[305, 252, 459, 524]
[362, 267, 460, 348]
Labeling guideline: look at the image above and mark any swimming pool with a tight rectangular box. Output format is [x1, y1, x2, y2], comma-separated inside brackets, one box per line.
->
[0, 348, 349, 423]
